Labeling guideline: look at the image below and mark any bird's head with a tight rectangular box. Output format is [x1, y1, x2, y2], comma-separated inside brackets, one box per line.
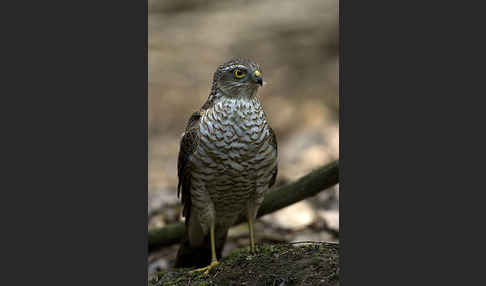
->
[212, 58, 263, 98]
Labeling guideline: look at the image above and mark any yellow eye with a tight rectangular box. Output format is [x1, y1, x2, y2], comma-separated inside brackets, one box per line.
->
[233, 69, 246, 79]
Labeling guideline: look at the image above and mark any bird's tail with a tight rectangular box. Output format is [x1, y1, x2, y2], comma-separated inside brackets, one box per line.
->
[174, 227, 228, 268]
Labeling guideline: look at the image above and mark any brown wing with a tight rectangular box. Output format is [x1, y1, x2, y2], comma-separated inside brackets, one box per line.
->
[268, 126, 278, 188]
[177, 111, 201, 220]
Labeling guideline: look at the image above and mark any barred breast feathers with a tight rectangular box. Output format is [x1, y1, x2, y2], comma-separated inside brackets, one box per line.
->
[198, 96, 269, 164]
[178, 91, 278, 224]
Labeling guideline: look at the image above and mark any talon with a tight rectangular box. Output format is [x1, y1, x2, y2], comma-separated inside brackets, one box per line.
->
[189, 260, 220, 275]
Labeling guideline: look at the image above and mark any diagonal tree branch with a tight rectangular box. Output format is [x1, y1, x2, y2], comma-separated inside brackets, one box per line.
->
[148, 160, 339, 251]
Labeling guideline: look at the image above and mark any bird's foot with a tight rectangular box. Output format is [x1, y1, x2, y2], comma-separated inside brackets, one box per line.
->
[189, 260, 220, 275]
[249, 243, 259, 254]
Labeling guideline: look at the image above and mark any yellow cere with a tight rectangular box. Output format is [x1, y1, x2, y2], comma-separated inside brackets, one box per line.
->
[234, 69, 246, 79]
[254, 70, 261, 77]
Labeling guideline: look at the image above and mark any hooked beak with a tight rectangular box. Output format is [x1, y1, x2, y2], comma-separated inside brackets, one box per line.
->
[253, 70, 263, 86]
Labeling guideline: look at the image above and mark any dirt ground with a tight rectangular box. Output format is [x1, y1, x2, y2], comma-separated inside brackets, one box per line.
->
[150, 242, 339, 286]
[148, 0, 339, 277]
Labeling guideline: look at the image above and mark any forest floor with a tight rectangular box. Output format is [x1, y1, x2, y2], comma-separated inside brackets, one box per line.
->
[150, 242, 339, 286]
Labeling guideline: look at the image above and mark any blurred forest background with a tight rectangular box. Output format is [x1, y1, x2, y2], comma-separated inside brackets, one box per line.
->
[148, 0, 339, 275]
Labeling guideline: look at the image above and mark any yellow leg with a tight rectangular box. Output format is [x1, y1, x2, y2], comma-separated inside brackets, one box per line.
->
[248, 217, 255, 253]
[189, 226, 219, 275]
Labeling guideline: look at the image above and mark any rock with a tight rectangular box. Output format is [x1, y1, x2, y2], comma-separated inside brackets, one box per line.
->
[291, 229, 336, 243]
[262, 201, 317, 230]
[318, 209, 339, 232]
[148, 257, 169, 276]
[148, 214, 166, 229]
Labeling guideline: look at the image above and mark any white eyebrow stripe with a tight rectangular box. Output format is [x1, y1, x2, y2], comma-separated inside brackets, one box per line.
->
[221, 64, 248, 72]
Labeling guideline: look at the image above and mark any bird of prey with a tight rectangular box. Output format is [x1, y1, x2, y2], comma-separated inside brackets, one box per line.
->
[174, 58, 278, 274]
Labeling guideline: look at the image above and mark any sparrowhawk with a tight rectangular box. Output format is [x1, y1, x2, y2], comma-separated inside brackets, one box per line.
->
[174, 58, 278, 274]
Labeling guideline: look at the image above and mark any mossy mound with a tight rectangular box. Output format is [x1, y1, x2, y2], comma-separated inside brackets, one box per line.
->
[150, 242, 339, 286]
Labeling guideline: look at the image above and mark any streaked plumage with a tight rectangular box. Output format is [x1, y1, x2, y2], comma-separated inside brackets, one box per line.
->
[175, 58, 278, 271]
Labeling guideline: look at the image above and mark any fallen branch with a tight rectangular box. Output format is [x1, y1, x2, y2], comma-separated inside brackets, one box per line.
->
[148, 160, 339, 251]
